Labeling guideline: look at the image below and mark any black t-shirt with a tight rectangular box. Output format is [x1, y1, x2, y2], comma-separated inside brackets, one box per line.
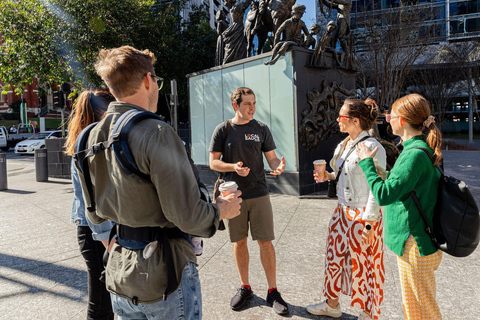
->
[210, 119, 276, 199]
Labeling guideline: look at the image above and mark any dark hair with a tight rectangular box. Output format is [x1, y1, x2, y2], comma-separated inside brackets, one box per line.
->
[230, 87, 255, 107]
[392, 93, 442, 165]
[344, 98, 379, 130]
[94, 46, 156, 99]
[64, 90, 115, 155]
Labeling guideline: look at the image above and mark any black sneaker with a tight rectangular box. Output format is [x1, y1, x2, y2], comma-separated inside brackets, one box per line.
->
[230, 286, 253, 311]
[266, 289, 289, 315]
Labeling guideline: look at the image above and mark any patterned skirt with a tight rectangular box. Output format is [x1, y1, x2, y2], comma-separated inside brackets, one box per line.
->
[323, 203, 385, 319]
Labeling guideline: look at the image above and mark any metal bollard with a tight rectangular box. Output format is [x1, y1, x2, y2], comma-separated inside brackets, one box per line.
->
[0, 153, 7, 190]
[35, 149, 48, 182]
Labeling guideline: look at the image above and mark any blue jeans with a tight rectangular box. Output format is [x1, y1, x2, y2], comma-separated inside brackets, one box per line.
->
[111, 262, 202, 320]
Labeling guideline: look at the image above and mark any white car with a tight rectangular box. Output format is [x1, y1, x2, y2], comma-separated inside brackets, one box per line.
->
[14, 130, 65, 155]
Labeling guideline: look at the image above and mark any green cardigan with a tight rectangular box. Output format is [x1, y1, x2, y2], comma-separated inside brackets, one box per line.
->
[359, 135, 440, 256]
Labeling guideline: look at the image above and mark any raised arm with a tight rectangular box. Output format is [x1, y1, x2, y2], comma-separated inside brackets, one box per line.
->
[243, 0, 253, 10]
[321, 0, 339, 10]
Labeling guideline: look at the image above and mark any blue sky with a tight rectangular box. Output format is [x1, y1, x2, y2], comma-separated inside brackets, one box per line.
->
[297, 0, 317, 25]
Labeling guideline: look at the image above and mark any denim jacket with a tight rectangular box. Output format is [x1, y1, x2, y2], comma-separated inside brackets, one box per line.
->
[330, 131, 386, 221]
[71, 159, 114, 241]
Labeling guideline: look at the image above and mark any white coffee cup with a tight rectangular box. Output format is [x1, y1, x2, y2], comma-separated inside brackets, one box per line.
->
[219, 181, 238, 197]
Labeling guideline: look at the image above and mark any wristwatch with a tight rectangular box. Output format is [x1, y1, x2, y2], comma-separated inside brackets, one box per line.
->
[365, 224, 372, 231]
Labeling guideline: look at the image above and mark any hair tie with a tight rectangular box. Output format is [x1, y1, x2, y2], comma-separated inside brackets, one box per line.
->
[423, 115, 435, 128]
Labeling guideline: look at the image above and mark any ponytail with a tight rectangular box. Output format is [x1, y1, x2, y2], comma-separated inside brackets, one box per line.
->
[425, 121, 443, 166]
[393, 94, 443, 166]
[64, 91, 113, 156]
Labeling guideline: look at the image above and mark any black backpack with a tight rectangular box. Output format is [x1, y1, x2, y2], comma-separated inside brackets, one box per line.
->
[410, 148, 480, 257]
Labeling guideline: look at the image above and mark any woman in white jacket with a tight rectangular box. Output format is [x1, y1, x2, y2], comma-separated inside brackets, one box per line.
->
[306, 99, 386, 320]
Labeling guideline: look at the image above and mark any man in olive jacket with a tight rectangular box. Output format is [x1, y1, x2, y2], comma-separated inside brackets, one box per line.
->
[78, 46, 242, 319]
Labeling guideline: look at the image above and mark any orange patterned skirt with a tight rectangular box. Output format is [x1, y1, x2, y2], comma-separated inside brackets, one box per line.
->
[323, 203, 384, 320]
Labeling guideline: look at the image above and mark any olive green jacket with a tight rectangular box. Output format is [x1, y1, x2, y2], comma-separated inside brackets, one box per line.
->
[77, 102, 220, 303]
[359, 135, 440, 256]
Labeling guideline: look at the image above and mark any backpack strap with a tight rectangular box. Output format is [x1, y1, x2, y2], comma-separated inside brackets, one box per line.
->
[112, 109, 164, 182]
[74, 122, 100, 213]
[414, 147, 445, 176]
[410, 147, 441, 246]
[218, 119, 232, 180]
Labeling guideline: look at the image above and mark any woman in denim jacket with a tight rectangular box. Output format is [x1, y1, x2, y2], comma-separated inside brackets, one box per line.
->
[306, 99, 386, 320]
[65, 91, 115, 320]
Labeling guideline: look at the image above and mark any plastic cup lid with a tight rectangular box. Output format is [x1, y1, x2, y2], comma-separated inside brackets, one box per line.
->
[219, 181, 238, 192]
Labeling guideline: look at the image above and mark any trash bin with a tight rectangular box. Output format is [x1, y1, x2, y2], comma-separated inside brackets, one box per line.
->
[0, 153, 7, 190]
[35, 149, 48, 182]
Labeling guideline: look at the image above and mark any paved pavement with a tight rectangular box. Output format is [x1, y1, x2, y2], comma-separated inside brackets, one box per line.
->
[0, 149, 479, 320]
[445, 138, 480, 150]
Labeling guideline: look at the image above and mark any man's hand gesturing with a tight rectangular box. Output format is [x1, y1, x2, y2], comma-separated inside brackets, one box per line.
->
[234, 161, 250, 177]
[270, 156, 286, 176]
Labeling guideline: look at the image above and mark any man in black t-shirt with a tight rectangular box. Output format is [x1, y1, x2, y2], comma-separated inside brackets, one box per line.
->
[209, 87, 289, 315]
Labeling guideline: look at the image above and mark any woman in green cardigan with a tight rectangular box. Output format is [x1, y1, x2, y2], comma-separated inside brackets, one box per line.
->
[356, 93, 443, 320]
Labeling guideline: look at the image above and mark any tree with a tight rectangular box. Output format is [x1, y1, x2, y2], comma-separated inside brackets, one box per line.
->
[0, 0, 156, 94]
[354, 2, 441, 107]
[409, 64, 463, 130]
[0, 0, 217, 124]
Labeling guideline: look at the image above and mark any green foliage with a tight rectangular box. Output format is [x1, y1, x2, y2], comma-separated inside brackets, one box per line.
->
[0, 112, 20, 121]
[0, 0, 217, 121]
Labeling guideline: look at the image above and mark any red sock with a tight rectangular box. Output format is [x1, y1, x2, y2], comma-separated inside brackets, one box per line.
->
[242, 284, 251, 291]
[268, 287, 277, 294]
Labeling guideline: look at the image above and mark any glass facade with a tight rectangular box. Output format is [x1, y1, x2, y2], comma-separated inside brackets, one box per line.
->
[347, 0, 480, 41]
[189, 52, 296, 170]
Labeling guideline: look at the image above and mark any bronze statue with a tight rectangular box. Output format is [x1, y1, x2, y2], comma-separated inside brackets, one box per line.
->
[320, 0, 352, 66]
[252, 0, 296, 56]
[264, 4, 309, 65]
[245, 1, 259, 57]
[222, 0, 252, 65]
[215, 10, 229, 66]
[311, 20, 340, 67]
[304, 23, 322, 49]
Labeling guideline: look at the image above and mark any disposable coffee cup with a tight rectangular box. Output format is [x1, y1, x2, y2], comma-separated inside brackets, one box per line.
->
[219, 181, 238, 197]
[313, 159, 327, 181]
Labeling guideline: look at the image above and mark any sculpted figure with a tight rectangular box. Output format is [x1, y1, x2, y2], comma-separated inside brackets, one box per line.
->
[222, 0, 252, 64]
[305, 23, 322, 49]
[264, 4, 309, 65]
[215, 10, 229, 66]
[245, 1, 259, 57]
[320, 0, 352, 64]
[311, 21, 340, 67]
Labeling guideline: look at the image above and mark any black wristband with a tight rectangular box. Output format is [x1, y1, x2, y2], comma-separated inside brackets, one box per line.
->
[365, 224, 372, 231]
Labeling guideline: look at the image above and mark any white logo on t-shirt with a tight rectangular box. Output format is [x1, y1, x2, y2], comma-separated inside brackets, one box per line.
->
[245, 133, 260, 142]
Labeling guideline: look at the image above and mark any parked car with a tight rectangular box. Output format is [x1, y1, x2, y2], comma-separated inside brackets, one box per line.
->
[0, 125, 36, 151]
[14, 130, 65, 155]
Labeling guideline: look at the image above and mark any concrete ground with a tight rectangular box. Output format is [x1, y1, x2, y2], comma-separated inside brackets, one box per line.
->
[0, 148, 479, 320]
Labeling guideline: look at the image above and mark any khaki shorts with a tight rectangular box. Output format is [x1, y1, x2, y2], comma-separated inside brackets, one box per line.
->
[225, 194, 274, 243]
